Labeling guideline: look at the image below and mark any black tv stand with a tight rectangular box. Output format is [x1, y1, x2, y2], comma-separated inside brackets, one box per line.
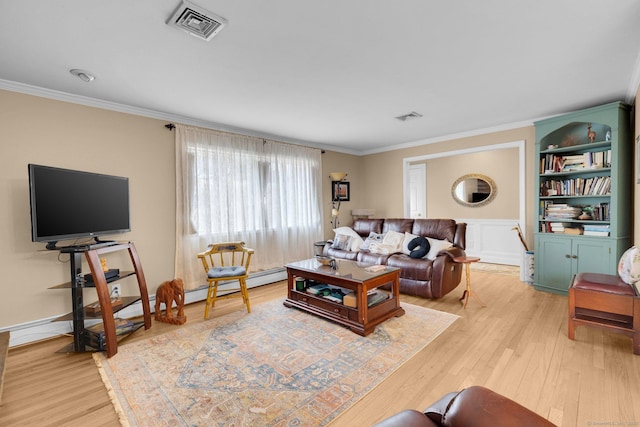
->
[50, 239, 118, 253]
[50, 242, 151, 357]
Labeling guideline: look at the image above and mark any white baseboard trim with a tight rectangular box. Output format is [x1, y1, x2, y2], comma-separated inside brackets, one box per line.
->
[2, 268, 287, 348]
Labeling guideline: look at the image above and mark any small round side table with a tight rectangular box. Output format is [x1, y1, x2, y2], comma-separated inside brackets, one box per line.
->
[453, 256, 486, 309]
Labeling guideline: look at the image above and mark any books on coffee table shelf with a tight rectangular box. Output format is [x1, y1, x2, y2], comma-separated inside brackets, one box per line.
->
[305, 283, 389, 308]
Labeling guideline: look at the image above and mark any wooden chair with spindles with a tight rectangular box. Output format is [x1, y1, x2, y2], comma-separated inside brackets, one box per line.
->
[197, 242, 254, 319]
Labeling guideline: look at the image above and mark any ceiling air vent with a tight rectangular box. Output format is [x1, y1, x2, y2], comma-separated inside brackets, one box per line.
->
[395, 111, 423, 122]
[167, 0, 227, 41]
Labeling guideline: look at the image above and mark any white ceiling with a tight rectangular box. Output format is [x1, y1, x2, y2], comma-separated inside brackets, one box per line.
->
[1, 0, 639, 155]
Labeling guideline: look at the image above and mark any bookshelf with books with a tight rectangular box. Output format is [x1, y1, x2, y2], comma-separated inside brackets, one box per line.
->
[533, 102, 631, 295]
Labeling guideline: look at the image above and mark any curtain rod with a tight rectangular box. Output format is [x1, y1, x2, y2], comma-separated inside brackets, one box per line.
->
[163, 122, 325, 153]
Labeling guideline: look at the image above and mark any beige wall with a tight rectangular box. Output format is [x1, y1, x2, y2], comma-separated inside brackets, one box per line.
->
[359, 127, 537, 243]
[0, 90, 175, 327]
[320, 150, 364, 240]
[423, 148, 519, 219]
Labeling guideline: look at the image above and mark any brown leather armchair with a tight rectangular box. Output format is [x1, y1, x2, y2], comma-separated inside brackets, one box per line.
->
[374, 386, 555, 427]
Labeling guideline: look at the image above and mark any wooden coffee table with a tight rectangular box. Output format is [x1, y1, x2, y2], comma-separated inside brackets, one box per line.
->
[284, 258, 405, 336]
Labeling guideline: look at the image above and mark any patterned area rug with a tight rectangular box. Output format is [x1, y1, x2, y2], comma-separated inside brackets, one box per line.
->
[94, 299, 458, 427]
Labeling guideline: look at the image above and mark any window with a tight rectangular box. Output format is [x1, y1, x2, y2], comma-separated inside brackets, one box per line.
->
[175, 125, 323, 288]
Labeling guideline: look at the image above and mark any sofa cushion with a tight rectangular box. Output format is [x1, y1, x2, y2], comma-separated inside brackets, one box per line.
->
[382, 218, 415, 235]
[358, 251, 393, 265]
[387, 255, 433, 281]
[353, 218, 384, 238]
[412, 219, 457, 243]
[325, 246, 359, 260]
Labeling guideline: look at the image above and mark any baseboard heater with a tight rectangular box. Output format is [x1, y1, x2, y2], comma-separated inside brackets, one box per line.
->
[2, 268, 287, 347]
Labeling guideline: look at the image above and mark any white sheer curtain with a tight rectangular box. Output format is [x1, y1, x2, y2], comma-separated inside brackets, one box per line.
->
[175, 124, 324, 289]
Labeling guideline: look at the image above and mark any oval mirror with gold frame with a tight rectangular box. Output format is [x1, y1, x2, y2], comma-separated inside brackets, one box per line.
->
[452, 174, 497, 207]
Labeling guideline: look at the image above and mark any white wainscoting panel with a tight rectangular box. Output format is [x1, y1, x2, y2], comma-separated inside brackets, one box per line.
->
[457, 218, 523, 266]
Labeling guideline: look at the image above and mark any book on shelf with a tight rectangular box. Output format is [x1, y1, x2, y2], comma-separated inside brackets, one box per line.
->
[583, 230, 610, 237]
[540, 150, 612, 174]
[322, 286, 353, 304]
[545, 203, 582, 220]
[582, 224, 610, 236]
[583, 225, 610, 232]
[540, 176, 611, 197]
[367, 290, 390, 307]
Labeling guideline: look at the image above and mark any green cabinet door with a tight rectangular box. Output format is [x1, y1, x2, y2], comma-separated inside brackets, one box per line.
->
[534, 235, 613, 294]
[574, 238, 614, 275]
[535, 236, 572, 294]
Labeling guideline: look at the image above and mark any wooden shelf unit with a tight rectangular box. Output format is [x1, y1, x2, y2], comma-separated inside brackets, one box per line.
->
[52, 242, 151, 357]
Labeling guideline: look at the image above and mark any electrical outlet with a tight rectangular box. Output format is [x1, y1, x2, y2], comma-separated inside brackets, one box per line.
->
[111, 284, 121, 298]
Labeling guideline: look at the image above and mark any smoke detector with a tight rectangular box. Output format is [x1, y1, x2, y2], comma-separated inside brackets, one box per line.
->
[395, 111, 423, 121]
[167, 0, 227, 41]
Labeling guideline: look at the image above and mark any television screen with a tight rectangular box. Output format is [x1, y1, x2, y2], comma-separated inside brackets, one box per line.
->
[28, 164, 130, 245]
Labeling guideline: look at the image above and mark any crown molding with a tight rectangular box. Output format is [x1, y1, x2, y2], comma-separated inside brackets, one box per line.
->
[626, 50, 640, 106]
[0, 79, 364, 155]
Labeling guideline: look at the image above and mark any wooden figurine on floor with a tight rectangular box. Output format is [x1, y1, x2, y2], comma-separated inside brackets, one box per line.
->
[155, 278, 187, 325]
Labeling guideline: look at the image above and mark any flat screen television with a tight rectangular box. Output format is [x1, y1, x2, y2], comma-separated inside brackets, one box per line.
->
[28, 164, 130, 249]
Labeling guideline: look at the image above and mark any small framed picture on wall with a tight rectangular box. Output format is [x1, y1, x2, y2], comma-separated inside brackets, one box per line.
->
[332, 181, 350, 201]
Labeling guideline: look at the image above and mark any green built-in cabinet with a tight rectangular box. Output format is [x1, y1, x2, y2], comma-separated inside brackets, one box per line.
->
[533, 101, 632, 295]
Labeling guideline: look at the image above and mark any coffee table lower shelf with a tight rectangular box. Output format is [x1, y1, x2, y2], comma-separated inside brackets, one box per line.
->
[284, 290, 404, 336]
[283, 259, 405, 336]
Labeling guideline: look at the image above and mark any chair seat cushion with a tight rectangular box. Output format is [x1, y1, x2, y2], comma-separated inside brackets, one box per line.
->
[208, 266, 246, 278]
[572, 272, 636, 296]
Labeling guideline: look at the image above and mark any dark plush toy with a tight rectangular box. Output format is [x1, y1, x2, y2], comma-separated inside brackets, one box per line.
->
[408, 236, 430, 259]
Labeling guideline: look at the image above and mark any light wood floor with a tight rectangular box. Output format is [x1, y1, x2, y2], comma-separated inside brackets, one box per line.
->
[1, 269, 639, 426]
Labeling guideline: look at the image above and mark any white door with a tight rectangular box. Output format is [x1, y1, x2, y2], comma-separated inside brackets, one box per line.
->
[408, 163, 426, 218]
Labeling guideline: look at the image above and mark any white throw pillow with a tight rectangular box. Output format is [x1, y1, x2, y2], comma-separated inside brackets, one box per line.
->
[424, 237, 453, 260]
[332, 226, 364, 252]
[361, 232, 384, 251]
[382, 230, 404, 252]
[401, 232, 420, 255]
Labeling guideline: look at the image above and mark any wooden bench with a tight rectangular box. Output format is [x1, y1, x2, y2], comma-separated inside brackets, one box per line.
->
[568, 273, 640, 355]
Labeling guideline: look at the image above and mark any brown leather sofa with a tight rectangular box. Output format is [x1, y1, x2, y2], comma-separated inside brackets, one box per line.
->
[374, 386, 556, 427]
[324, 218, 466, 298]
